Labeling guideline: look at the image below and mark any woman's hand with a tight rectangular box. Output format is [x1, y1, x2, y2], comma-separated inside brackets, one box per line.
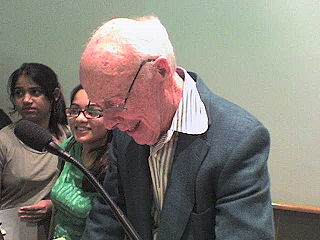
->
[18, 200, 53, 223]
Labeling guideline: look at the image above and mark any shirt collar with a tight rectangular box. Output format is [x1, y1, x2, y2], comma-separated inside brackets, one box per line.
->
[170, 67, 208, 133]
[154, 67, 208, 147]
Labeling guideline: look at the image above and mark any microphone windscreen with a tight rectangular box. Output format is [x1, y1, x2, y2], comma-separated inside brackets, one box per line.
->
[14, 119, 53, 152]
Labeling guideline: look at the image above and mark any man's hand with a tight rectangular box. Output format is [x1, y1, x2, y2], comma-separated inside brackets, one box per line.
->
[19, 200, 53, 223]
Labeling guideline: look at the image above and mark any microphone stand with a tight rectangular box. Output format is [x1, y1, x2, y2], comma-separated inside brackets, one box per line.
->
[0, 223, 4, 240]
[47, 142, 142, 240]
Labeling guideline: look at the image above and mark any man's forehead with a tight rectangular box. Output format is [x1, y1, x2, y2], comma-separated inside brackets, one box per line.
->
[82, 74, 125, 95]
[81, 47, 129, 81]
[80, 39, 137, 78]
[81, 49, 124, 72]
[80, 24, 140, 104]
[81, 67, 129, 105]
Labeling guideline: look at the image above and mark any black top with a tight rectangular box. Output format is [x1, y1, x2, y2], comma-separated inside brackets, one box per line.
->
[0, 109, 12, 130]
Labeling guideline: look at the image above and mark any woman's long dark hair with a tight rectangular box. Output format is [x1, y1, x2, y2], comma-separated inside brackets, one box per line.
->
[7, 63, 67, 137]
[70, 84, 112, 192]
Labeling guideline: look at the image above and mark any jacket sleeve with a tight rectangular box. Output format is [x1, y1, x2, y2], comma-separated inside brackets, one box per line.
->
[81, 145, 125, 240]
[214, 124, 275, 240]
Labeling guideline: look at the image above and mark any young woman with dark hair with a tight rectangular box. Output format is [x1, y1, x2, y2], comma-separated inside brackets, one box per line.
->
[50, 84, 112, 240]
[0, 63, 70, 239]
[7, 62, 68, 138]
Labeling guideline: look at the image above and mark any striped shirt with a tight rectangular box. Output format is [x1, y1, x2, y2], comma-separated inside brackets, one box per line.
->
[149, 67, 208, 239]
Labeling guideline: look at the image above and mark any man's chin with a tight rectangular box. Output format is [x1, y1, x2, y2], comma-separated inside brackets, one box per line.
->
[126, 123, 159, 145]
[130, 132, 157, 146]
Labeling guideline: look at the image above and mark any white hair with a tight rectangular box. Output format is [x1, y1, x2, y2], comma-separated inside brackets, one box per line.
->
[88, 15, 176, 71]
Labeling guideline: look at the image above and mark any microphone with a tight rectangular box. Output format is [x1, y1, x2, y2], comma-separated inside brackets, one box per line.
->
[14, 119, 142, 240]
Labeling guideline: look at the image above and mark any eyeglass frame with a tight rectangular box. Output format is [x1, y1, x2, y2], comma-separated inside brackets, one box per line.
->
[65, 102, 104, 119]
[102, 58, 156, 112]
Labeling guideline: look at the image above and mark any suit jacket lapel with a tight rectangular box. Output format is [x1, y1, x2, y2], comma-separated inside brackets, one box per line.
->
[158, 133, 209, 240]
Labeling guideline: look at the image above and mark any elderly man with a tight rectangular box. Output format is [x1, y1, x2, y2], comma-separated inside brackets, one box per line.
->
[80, 16, 275, 240]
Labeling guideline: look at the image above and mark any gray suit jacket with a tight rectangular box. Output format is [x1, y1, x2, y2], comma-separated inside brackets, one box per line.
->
[82, 72, 275, 240]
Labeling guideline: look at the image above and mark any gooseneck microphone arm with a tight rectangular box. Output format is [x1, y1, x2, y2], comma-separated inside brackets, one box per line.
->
[14, 120, 142, 240]
[46, 141, 142, 240]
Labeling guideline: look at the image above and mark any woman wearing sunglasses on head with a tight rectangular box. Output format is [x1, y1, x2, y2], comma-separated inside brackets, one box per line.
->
[50, 84, 113, 240]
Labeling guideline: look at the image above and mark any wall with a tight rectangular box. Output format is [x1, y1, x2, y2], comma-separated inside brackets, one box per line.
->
[1, 1, 319, 206]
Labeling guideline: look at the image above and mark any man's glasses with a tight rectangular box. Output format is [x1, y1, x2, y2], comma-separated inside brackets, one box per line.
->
[66, 104, 103, 119]
[103, 58, 156, 112]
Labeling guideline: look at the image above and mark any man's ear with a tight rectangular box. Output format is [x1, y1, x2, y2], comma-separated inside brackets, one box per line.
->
[53, 88, 61, 101]
[154, 57, 171, 78]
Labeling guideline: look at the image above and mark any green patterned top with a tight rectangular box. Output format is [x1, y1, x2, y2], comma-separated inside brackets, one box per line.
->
[51, 137, 97, 240]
